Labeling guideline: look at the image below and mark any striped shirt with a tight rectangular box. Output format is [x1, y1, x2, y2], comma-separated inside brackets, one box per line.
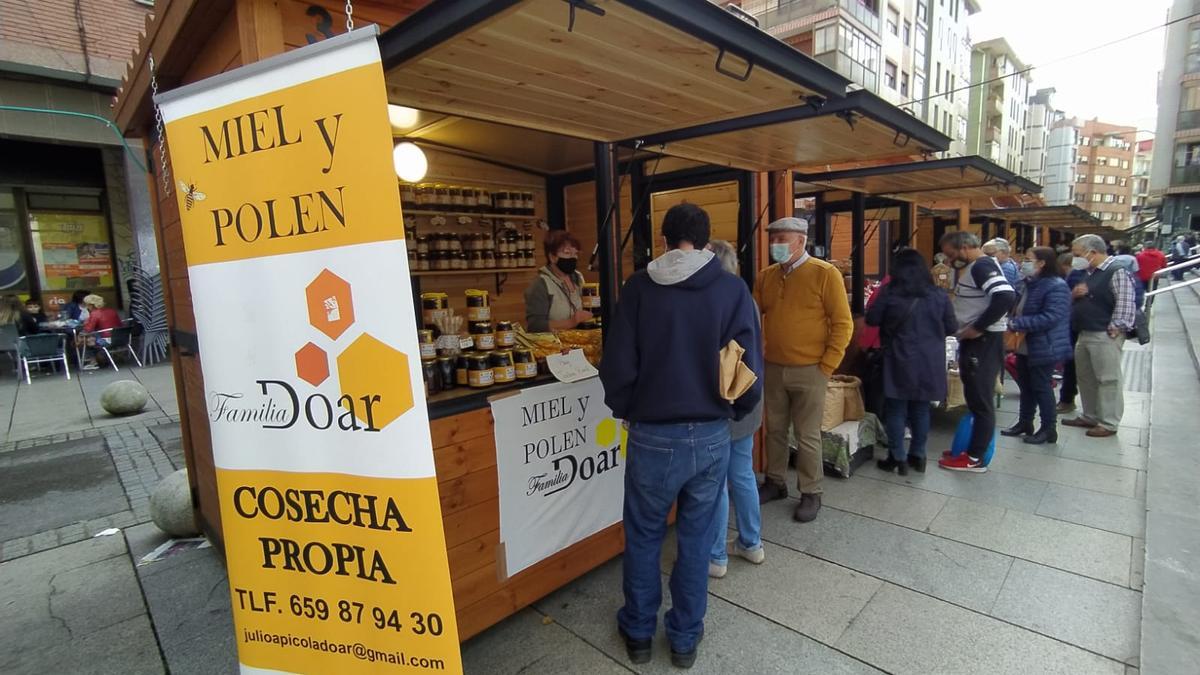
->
[952, 255, 1016, 332]
[1096, 257, 1137, 332]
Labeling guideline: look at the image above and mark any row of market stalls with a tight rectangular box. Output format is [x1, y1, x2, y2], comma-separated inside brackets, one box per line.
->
[110, 0, 1126, 643]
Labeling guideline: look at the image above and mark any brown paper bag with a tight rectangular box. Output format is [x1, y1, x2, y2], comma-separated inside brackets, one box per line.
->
[719, 339, 758, 403]
[829, 374, 865, 422]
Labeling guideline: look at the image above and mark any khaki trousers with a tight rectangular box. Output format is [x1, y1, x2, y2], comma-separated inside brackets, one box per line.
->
[1075, 331, 1125, 431]
[764, 362, 827, 494]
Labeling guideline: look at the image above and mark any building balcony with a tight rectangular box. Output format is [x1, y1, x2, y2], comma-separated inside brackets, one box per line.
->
[985, 124, 1001, 144]
[1178, 109, 1200, 132]
[839, 0, 881, 33]
[1171, 165, 1200, 186]
[988, 95, 1003, 117]
[814, 51, 878, 92]
[751, 0, 881, 35]
[984, 141, 1002, 162]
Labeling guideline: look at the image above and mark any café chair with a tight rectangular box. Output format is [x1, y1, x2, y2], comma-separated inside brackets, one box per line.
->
[17, 333, 70, 385]
[85, 325, 143, 372]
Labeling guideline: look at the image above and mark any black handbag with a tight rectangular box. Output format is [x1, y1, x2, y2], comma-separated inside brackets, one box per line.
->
[1127, 309, 1151, 345]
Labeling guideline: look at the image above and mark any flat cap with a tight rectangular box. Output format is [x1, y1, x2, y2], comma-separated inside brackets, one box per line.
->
[767, 216, 809, 233]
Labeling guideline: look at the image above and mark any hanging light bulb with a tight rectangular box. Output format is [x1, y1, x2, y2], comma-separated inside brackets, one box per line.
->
[393, 141, 428, 182]
[387, 104, 420, 131]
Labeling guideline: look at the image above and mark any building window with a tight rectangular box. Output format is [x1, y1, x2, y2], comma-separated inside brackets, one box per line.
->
[813, 20, 881, 91]
[915, 25, 927, 62]
[903, 20, 911, 46]
[1090, 211, 1101, 219]
[1092, 194, 1103, 203]
[1120, 177, 1128, 186]
[1077, 193, 1087, 203]
[1079, 156, 1089, 164]
[917, 0, 928, 23]
[885, 60, 898, 89]
[1118, 195, 1127, 204]
[900, 71, 909, 97]
[1081, 136, 1090, 146]
[1103, 193, 1115, 203]
[1097, 157, 1108, 166]
[1076, 174, 1087, 183]
[1106, 175, 1117, 185]
[1093, 174, 1105, 184]
[1121, 159, 1130, 170]
[887, 5, 899, 36]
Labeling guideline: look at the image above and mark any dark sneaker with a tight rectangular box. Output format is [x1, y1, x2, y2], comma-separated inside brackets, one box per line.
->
[618, 627, 652, 664]
[792, 493, 822, 522]
[758, 480, 787, 505]
[1000, 421, 1034, 437]
[670, 634, 703, 669]
[938, 453, 987, 473]
[907, 456, 927, 473]
[1023, 427, 1058, 445]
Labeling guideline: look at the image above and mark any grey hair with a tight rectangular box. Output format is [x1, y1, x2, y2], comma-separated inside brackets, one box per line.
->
[1073, 234, 1107, 254]
[707, 239, 738, 275]
[984, 238, 1011, 254]
[939, 230, 981, 250]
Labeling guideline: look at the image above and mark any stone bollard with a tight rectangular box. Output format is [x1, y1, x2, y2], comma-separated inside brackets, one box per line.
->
[150, 469, 199, 537]
[100, 380, 149, 416]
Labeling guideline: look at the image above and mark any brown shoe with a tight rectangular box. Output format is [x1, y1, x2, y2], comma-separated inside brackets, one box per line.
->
[1056, 402, 1076, 414]
[1086, 427, 1117, 438]
[1062, 417, 1098, 428]
[758, 480, 787, 505]
[793, 493, 822, 522]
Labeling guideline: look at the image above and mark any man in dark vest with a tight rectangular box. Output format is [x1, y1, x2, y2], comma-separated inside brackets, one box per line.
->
[1063, 234, 1136, 438]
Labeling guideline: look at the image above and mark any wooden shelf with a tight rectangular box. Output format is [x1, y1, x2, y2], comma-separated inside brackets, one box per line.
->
[411, 267, 539, 277]
[403, 209, 542, 221]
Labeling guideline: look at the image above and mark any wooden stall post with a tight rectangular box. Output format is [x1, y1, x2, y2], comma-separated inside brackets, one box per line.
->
[851, 191, 866, 315]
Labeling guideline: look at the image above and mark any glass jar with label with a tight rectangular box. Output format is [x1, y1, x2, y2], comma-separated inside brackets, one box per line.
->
[450, 187, 465, 210]
[400, 184, 416, 210]
[513, 349, 537, 379]
[416, 252, 430, 271]
[495, 321, 515, 347]
[418, 329, 437, 361]
[470, 321, 495, 350]
[437, 356, 456, 391]
[467, 353, 494, 388]
[491, 350, 516, 384]
[421, 292, 448, 327]
[464, 187, 478, 211]
[581, 282, 600, 309]
[422, 359, 441, 395]
[465, 289, 491, 321]
[482, 250, 496, 269]
[455, 355, 470, 387]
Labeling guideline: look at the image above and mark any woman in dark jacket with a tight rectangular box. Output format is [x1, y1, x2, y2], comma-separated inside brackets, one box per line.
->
[866, 249, 958, 474]
[1003, 246, 1073, 444]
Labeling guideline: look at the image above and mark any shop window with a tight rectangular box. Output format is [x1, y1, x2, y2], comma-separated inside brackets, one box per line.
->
[27, 209, 115, 303]
[0, 189, 30, 293]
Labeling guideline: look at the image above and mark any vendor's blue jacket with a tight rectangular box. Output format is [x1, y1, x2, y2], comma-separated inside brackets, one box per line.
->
[1010, 275, 1073, 366]
[599, 250, 762, 423]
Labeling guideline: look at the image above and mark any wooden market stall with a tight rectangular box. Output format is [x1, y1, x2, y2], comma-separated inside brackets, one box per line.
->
[113, 0, 949, 641]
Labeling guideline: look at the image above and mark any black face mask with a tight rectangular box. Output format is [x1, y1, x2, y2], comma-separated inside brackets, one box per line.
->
[555, 257, 578, 276]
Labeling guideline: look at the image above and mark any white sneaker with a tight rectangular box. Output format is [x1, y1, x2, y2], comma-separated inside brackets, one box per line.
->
[708, 561, 727, 578]
[734, 544, 765, 564]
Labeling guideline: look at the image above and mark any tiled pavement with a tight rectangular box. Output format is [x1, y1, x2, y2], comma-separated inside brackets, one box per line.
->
[0, 347, 1163, 674]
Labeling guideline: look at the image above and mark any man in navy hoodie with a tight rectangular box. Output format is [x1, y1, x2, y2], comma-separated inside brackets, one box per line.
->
[600, 203, 762, 669]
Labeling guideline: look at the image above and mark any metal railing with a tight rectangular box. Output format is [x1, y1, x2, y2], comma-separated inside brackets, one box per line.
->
[1146, 254, 1200, 300]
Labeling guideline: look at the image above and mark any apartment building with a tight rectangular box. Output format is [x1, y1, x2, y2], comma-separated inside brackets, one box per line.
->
[966, 38, 1032, 176]
[1043, 116, 1082, 206]
[1073, 119, 1137, 228]
[1024, 88, 1058, 187]
[732, 0, 977, 155]
[1150, 0, 1200, 235]
[1131, 139, 1155, 228]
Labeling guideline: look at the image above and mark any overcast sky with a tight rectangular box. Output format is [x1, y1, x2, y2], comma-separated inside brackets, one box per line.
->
[968, 0, 1172, 135]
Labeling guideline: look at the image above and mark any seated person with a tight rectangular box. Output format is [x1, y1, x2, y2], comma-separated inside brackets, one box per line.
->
[18, 298, 47, 336]
[79, 294, 123, 370]
[61, 289, 90, 323]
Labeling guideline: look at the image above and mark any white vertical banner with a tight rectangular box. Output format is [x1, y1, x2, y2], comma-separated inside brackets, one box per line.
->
[490, 378, 626, 576]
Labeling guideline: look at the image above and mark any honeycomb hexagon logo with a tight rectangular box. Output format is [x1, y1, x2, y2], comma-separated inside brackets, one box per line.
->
[306, 269, 355, 340]
[337, 333, 413, 430]
[295, 342, 329, 386]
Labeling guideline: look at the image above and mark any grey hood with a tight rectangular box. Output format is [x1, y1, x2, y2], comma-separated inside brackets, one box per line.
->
[647, 249, 716, 286]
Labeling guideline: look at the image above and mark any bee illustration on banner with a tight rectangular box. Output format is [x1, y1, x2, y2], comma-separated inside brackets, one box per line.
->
[178, 180, 207, 211]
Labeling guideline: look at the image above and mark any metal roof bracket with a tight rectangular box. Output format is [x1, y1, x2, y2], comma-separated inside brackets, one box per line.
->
[805, 95, 826, 112]
[715, 48, 754, 82]
[835, 109, 857, 130]
[892, 130, 911, 147]
[564, 0, 605, 32]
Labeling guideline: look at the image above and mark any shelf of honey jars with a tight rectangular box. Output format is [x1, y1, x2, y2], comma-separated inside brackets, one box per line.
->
[400, 182, 540, 218]
[402, 181, 543, 275]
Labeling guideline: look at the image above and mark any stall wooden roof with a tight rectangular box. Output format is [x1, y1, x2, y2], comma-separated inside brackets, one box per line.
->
[972, 205, 1102, 229]
[378, 0, 950, 171]
[793, 156, 1041, 203]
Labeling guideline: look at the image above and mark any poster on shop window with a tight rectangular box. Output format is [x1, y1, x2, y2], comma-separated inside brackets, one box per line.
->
[154, 28, 460, 674]
[490, 377, 626, 576]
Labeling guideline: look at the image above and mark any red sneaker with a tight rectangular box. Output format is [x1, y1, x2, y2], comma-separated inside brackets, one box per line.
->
[938, 453, 987, 473]
[941, 449, 956, 459]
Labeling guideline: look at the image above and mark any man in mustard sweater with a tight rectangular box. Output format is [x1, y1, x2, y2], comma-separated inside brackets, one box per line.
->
[755, 217, 853, 522]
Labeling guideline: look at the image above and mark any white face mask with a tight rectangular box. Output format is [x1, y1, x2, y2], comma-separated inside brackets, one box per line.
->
[1071, 256, 1090, 271]
[1020, 261, 1036, 278]
[770, 242, 793, 263]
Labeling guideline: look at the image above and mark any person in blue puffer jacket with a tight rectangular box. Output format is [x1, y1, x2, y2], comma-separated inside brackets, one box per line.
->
[1002, 246, 1074, 445]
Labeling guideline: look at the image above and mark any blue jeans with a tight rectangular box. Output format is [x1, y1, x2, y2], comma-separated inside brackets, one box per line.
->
[884, 398, 930, 461]
[618, 420, 730, 653]
[709, 434, 762, 565]
[1015, 355, 1058, 428]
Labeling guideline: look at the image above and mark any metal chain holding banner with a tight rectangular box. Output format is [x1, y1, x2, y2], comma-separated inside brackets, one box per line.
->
[345, 0, 354, 31]
[149, 54, 171, 197]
